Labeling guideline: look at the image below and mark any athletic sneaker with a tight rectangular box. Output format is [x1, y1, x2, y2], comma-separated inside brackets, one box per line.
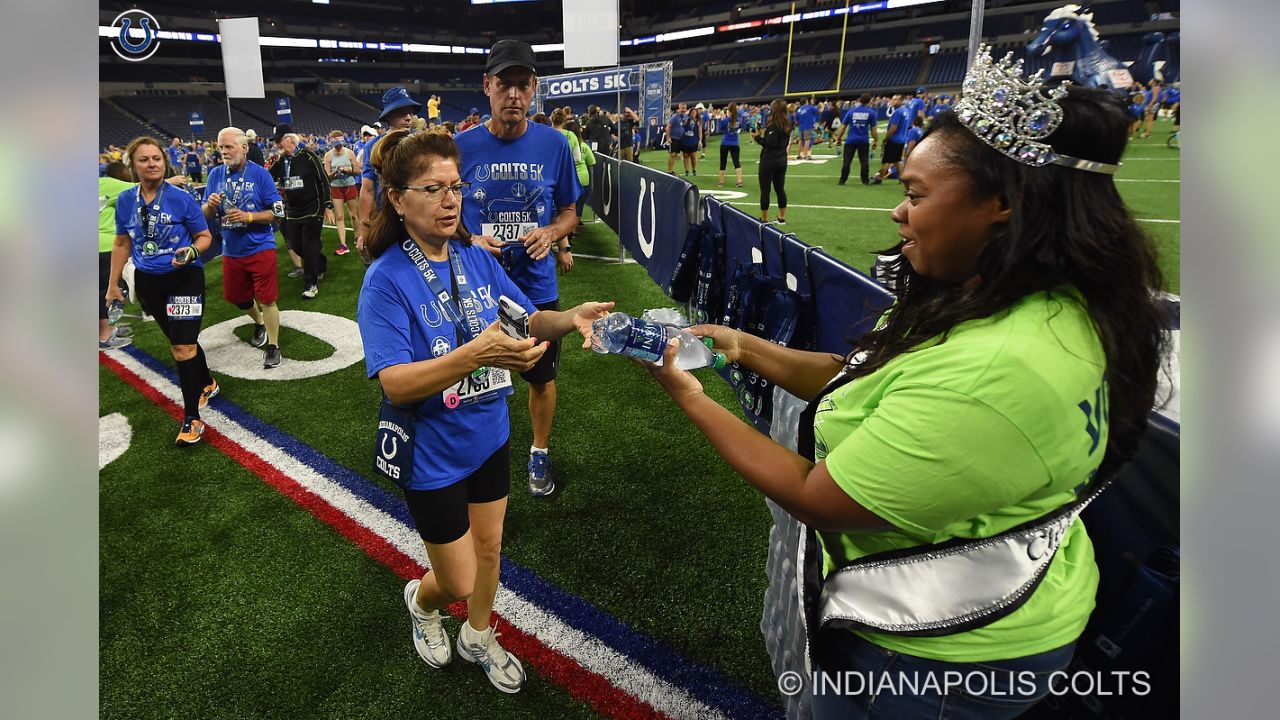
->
[263, 344, 282, 369]
[99, 334, 131, 351]
[869, 176, 883, 185]
[302, 285, 319, 299]
[775, 218, 787, 226]
[199, 379, 220, 410]
[335, 244, 350, 256]
[250, 323, 268, 348]
[287, 268, 304, 278]
[403, 580, 451, 668]
[528, 452, 554, 497]
[112, 325, 134, 338]
[457, 620, 525, 693]
[175, 418, 206, 447]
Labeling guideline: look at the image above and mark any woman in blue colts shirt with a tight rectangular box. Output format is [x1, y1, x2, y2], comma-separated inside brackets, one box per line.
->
[357, 129, 611, 694]
[717, 102, 744, 188]
[106, 136, 219, 446]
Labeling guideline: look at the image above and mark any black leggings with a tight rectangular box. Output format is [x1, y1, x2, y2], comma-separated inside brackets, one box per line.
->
[758, 159, 788, 211]
[283, 218, 327, 286]
[719, 144, 741, 171]
[839, 143, 870, 185]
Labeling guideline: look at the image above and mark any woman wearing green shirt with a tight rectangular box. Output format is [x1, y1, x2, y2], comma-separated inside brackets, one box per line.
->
[644, 77, 1168, 717]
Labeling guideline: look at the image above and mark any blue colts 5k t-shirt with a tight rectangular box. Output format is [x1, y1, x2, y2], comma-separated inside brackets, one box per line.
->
[888, 106, 913, 144]
[841, 106, 874, 145]
[455, 122, 581, 304]
[203, 161, 282, 258]
[358, 240, 537, 491]
[115, 183, 209, 275]
[795, 103, 819, 131]
[719, 117, 742, 146]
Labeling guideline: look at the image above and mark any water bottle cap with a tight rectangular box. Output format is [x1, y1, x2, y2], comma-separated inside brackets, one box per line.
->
[712, 351, 727, 370]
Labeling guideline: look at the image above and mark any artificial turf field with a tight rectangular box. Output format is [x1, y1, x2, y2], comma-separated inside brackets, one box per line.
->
[99, 119, 1180, 718]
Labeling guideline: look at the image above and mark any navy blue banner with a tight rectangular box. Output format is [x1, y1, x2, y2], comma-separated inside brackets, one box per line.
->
[618, 161, 696, 288]
[188, 111, 204, 134]
[642, 64, 669, 148]
[589, 155, 621, 234]
[701, 197, 891, 355]
[275, 97, 292, 124]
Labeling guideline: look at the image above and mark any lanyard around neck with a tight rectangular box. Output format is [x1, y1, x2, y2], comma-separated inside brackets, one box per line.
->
[136, 183, 165, 240]
[399, 239, 482, 343]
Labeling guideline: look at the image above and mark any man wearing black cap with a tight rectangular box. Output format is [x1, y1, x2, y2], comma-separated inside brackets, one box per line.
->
[455, 39, 582, 505]
[268, 124, 331, 299]
[356, 86, 422, 260]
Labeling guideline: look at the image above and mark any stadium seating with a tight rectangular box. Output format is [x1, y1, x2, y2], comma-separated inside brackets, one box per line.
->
[303, 93, 381, 125]
[926, 50, 968, 85]
[99, 99, 166, 151]
[758, 64, 838, 97]
[676, 70, 772, 102]
[728, 39, 791, 63]
[839, 55, 922, 91]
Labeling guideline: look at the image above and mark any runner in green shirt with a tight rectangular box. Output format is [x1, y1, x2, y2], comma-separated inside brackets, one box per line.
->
[641, 81, 1169, 719]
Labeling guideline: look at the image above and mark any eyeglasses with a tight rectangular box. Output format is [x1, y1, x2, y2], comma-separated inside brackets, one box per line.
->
[397, 182, 471, 200]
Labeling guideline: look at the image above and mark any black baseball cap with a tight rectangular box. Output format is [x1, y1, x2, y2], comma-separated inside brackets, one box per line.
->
[486, 39, 537, 76]
[269, 123, 294, 142]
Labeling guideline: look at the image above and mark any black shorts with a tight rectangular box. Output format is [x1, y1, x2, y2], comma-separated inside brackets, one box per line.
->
[521, 300, 561, 385]
[99, 252, 112, 320]
[135, 264, 206, 345]
[881, 141, 905, 165]
[668, 139, 682, 155]
[402, 441, 510, 545]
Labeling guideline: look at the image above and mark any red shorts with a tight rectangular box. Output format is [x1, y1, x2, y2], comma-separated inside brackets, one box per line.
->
[222, 248, 279, 305]
[331, 184, 358, 202]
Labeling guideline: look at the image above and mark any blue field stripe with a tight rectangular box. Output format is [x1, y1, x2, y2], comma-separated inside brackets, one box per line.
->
[123, 346, 415, 527]
[121, 345, 785, 719]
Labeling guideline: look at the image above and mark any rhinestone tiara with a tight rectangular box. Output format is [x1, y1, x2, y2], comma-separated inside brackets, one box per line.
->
[953, 45, 1120, 175]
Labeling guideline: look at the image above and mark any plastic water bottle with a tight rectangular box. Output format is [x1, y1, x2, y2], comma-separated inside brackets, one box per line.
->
[107, 300, 125, 326]
[591, 312, 726, 370]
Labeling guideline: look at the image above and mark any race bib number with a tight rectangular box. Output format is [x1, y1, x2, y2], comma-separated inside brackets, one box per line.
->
[442, 367, 512, 409]
[482, 222, 537, 243]
[166, 295, 203, 319]
[283, 176, 303, 190]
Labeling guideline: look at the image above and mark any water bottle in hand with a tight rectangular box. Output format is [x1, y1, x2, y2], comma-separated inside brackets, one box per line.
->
[591, 312, 726, 370]
[107, 299, 125, 325]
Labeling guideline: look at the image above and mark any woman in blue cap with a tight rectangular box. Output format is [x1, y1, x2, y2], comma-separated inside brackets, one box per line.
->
[357, 86, 423, 260]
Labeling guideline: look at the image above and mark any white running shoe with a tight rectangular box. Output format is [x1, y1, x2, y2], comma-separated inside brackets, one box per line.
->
[456, 620, 526, 693]
[403, 580, 451, 668]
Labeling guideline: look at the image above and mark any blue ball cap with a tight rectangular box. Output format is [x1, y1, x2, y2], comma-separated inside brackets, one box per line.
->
[380, 86, 423, 120]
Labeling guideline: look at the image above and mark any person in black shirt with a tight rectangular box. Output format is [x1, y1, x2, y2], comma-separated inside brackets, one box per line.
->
[618, 107, 638, 162]
[583, 105, 616, 159]
[750, 99, 792, 225]
[268, 124, 332, 298]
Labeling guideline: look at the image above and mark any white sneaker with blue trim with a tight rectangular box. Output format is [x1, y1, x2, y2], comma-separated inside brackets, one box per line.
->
[404, 580, 451, 668]
[456, 620, 526, 693]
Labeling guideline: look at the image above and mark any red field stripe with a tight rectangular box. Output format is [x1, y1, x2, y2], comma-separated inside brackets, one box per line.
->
[100, 352, 677, 720]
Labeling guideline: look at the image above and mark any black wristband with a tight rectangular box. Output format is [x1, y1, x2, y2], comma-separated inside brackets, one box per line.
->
[560, 245, 572, 253]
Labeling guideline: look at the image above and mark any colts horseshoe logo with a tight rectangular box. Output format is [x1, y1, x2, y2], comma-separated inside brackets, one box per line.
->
[602, 162, 614, 217]
[110, 10, 162, 62]
[636, 179, 656, 259]
[381, 433, 399, 460]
